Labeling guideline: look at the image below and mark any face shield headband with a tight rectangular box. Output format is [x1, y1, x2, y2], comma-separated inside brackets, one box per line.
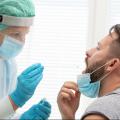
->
[0, 14, 34, 27]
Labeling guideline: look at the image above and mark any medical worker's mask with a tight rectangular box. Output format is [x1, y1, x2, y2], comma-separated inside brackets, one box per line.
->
[77, 62, 110, 98]
[0, 35, 24, 59]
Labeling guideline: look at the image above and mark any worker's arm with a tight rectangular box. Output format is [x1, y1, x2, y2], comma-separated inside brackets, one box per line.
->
[0, 96, 16, 118]
[9, 96, 18, 111]
[0, 63, 44, 119]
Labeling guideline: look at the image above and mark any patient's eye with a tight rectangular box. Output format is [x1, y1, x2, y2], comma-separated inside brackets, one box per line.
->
[96, 46, 100, 50]
[96, 42, 101, 50]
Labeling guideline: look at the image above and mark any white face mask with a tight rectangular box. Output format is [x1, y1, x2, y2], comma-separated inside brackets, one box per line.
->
[0, 35, 24, 59]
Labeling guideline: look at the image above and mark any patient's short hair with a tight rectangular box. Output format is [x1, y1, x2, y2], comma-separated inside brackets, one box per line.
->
[109, 24, 120, 39]
[109, 24, 120, 58]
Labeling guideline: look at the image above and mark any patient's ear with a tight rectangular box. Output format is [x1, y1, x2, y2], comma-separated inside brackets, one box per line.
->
[106, 58, 120, 72]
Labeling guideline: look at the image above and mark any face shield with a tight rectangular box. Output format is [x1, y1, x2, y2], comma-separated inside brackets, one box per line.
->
[0, 14, 34, 27]
[0, 15, 34, 59]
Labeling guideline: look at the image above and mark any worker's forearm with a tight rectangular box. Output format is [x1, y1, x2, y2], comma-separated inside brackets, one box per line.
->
[9, 96, 18, 111]
[0, 96, 15, 118]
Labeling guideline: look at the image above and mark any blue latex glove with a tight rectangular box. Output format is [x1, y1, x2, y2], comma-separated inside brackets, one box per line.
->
[20, 99, 51, 120]
[10, 63, 44, 107]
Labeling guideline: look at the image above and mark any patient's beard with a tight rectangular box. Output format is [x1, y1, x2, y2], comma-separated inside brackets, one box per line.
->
[85, 60, 106, 83]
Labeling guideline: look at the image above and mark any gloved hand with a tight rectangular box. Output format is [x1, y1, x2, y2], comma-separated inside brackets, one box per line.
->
[20, 99, 51, 120]
[10, 63, 44, 107]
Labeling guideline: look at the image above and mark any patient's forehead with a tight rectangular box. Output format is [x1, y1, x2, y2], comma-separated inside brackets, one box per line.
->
[99, 32, 118, 48]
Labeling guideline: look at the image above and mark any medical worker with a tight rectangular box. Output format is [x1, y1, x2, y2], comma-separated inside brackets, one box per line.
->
[0, 0, 51, 119]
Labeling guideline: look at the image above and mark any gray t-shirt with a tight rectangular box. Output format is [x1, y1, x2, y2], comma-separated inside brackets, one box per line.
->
[81, 88, 120, 120]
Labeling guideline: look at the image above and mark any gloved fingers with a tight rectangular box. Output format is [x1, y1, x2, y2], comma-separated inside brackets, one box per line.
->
[28, 74, 43, 92]
[37, 104, 51, 115]
[39, 99, 46, 104]
[29, 74, 43, 85]
[22, 63, 42, 75]
[20, 110, 35, 120]
[20, 115, 35, 120]
[35, 107, 50, 120]
[18, 69, 43, 86]
[24, 73, 43, 85]
[23, 66, 43, 79]
[22, 75, 43, 94]
[33, 116, 43, 120]
[17, 74, 42, 91]
[27, 66, 44, 78]
[18, 74, 42, 95]
[40, 99, 51, 109]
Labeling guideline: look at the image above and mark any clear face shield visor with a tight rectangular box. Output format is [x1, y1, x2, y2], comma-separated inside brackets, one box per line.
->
[0, 15, 34, 59]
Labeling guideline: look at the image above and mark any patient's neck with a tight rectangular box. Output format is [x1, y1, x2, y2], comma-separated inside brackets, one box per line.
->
[99, 75, 120, 97]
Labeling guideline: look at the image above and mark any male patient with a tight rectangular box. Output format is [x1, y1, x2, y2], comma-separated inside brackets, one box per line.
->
[57, 24, 120, 120]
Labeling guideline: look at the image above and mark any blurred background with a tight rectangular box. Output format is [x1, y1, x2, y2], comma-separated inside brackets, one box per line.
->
[16, 0, 120, 119]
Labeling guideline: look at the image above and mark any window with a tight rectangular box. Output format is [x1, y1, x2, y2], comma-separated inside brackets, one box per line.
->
[16, 0, 88, 118]
[107, 0, 120, 28]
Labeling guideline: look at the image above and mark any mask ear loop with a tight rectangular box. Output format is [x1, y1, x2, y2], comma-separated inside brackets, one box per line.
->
[97, 72, 111, 82]
[90, 61, 110, 75]
[90, 61, 112, 82]
[99, 60, 120, 82]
